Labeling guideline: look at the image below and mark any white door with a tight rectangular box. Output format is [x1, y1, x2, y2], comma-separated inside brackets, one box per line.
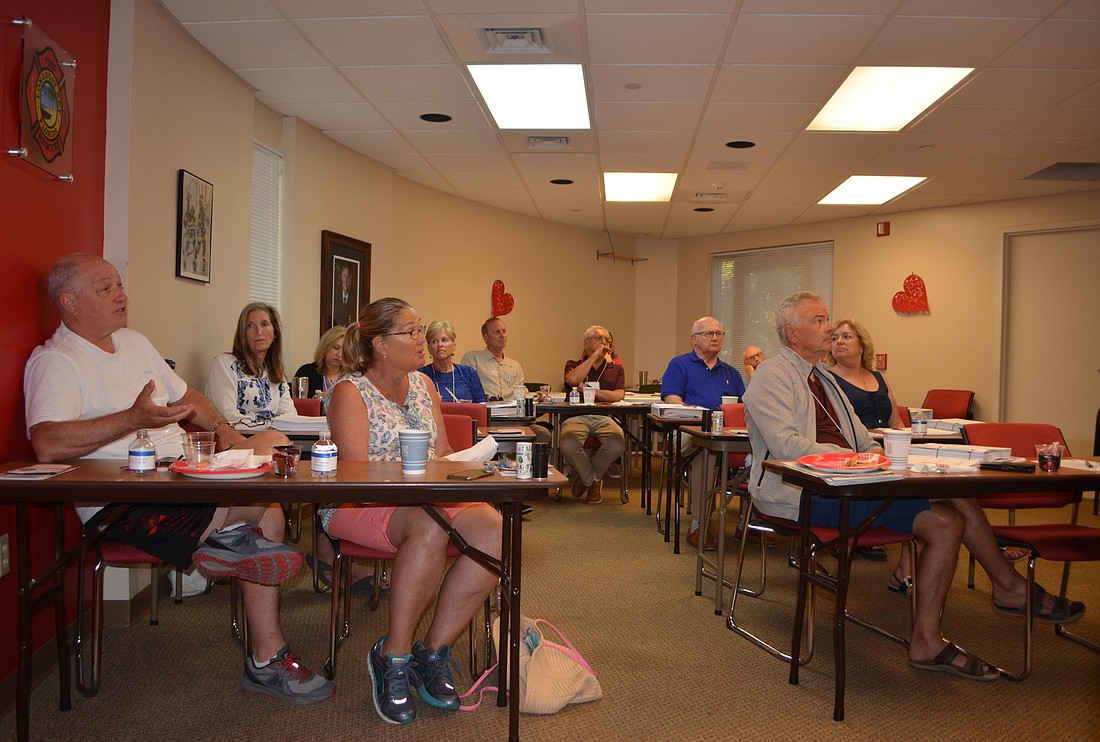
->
[1004, 226, 1100, 457]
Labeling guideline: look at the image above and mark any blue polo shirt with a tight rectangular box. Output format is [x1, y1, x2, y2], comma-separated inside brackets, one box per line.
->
[660, 350, 746, 411]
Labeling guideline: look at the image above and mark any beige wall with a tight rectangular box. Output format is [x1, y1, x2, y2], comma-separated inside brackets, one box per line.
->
[656, 190, 1100, 425]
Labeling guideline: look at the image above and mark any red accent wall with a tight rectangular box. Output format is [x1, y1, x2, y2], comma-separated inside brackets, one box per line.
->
[0, 0, 110, 688]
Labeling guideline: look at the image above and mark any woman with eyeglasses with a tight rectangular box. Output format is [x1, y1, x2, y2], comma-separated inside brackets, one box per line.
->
[320, 297, 501, 726]
[417, 320, 486, 403]
[207, 302, 295, 423]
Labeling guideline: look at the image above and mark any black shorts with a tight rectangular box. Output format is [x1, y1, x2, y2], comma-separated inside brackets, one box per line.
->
[84, 505, 217, 570]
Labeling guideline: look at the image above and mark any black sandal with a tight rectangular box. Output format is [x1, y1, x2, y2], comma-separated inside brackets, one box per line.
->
[993, 583, 1086, 624]
[888, 574, 913, 600]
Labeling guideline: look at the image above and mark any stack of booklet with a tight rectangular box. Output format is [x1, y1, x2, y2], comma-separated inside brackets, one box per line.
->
[909, 442, 1012, 462]
[650, 403, 705, 419]
[271, 414, 327, 432]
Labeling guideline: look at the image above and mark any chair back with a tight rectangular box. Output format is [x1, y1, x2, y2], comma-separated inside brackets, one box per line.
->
[442, 413, 476, 452]
[962, 422, 1076, 509]
[440, 401, 488, 427]
[898, 405, 911, 427]
[293, 397, 322, 416]
[720, 403, 748, 469]
[921, 389, 974, 419]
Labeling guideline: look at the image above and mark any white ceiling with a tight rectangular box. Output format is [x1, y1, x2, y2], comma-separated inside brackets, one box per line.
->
[158, 0, 1100, 239]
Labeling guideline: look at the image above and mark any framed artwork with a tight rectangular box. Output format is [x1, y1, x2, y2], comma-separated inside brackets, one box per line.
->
[321, 230, 371, 332]
[175, 169, 213, 282]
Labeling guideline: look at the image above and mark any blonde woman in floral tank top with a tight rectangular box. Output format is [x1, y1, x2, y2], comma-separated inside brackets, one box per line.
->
[321, 297, 502, 726]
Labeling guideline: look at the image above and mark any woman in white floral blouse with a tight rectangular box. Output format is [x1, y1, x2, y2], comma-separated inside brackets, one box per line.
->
[207, 303, 295, 423]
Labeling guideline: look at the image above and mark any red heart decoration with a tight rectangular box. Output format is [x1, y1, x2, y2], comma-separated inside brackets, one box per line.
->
[491, 279, 514, 317]
[892, 274, 930, 314]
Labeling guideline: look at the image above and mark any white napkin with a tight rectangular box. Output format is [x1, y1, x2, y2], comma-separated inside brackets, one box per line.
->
[441, 436, 499, 462]
[209, 449, 269, 470]
[908, 455, 981, 473]
[1060, 458, 1100, 471]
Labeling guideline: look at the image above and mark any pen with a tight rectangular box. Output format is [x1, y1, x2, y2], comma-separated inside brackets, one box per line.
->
[447, 388, 460, 402]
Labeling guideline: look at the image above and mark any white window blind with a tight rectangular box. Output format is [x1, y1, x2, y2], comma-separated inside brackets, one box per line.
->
[711, 241, 833, 366]
[250, 142, 282, 305]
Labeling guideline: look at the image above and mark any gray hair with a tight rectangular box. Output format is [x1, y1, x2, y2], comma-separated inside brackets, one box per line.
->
[774, 291, 824, 346]
[47, 252, 102, 305]
[426, 319, 456, 344]
[582, 325, 609, 340]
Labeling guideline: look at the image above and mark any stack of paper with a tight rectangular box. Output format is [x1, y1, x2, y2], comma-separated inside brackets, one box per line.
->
[909, 442, 1011, 462]
[650, 403, 705, 419]
[488, 402, 520, 418]
[271, 414, 326, 432]
[0, 464, 76, 480]
[927, 419, 972, 432]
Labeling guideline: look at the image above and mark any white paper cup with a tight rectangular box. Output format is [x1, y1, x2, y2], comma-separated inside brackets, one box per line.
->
[722, 395, 739, 405]
[398, 429, 431, 474]
[882, 430, 912, 470]
[582, 386, 596, 404]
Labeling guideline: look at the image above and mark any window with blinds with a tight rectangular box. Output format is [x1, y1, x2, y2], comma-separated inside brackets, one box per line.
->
[711, 241, 833, 366]
[250, 142, 282, 305]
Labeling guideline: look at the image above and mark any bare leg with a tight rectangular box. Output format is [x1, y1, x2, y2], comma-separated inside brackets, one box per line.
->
[382, 507, 452, 656]
[907, 503, 965, 663]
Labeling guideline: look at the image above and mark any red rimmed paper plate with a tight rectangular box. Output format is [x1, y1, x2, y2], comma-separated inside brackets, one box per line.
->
[796, 452, 890, 472]
[169, 460, 274, 480]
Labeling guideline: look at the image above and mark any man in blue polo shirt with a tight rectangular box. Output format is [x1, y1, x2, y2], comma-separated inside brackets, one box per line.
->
[661, 316, 746, 550]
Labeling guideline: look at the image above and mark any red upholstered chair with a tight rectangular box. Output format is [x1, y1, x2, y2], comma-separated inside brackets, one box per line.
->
[442, 412, 476, 452]
[921, 389, 974, 419]
[440, 401, 488, 428]
[898, 406, 911, 427]
[293, 397, 322, 416]
[961, 423, 1078, 587]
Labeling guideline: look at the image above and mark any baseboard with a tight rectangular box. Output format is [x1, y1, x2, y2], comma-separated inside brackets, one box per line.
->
[0, 574, 167, 716]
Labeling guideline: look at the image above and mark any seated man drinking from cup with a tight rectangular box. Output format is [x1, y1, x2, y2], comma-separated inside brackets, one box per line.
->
[24, 252, 333, 704]
[558, 325, 626, 504]
[744, 290, 1084, 681]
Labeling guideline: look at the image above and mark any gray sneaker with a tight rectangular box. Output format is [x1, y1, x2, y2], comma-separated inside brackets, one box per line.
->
[193, 520, 301, 586]
[241, 646, 334, 705]
[369, 636, 417, 724]
[410, 641, 460, 710]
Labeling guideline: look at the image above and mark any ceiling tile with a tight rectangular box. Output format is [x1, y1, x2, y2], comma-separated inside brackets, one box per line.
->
[587, 13, 734, 65]
[182, 20, 328, 68]
[295, 17, 454, 66]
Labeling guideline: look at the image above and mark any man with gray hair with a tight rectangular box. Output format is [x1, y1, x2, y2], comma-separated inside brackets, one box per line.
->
[558, 325, 626, 504]
[743, 290, 1083, 680]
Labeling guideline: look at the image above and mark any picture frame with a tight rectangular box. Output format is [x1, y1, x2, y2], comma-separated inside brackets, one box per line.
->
[175, 169, 213, 282]
[321, 230, 371, 332]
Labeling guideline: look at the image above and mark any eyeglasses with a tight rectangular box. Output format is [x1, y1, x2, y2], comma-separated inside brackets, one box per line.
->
[745, 352, 763, 361]
[386, 325, 426, 340]
[693, 330, 725, 338]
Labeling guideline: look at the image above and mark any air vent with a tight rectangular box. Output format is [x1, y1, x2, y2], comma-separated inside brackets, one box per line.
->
[692, 192, 729, 203]
[528, 136, 572, 151]
[706, 161, 750, 172]
[482, 28, 551, 54]
[1025, 162, 1100, 182]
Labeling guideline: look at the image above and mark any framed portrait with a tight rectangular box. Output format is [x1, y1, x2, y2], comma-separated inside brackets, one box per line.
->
[175, 169, 213, 282]
[321, 230, 371, 332]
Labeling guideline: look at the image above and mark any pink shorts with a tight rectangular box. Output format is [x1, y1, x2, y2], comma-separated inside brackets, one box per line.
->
[325, 503, 486, 553]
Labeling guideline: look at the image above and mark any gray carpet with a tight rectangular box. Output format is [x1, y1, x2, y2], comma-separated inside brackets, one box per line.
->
[3, 478, 1099, 741]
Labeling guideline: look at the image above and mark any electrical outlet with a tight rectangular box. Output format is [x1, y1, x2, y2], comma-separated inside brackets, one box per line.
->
[0, 533, 9, 577]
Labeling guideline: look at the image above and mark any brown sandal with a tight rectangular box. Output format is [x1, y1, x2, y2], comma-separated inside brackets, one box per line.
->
[994, 584, 1086, 624]
[910, 642, 999, 681]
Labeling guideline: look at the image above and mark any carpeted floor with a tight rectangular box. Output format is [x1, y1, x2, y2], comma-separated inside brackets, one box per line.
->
[2, 475, 1099, 741]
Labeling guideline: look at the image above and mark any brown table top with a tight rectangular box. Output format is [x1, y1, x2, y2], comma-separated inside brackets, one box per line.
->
[0, 459, 565, 505]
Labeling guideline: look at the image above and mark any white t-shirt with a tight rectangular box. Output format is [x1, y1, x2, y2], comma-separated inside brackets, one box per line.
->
[24, 324, 190, 521]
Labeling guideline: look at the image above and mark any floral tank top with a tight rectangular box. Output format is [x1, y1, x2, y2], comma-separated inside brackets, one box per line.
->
[338, 371, 437, 461]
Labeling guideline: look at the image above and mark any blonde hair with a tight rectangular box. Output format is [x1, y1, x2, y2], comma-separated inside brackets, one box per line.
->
[827, 318, 876, 372]
[426, 319, 456, 344]
[312, 325, 347, 373]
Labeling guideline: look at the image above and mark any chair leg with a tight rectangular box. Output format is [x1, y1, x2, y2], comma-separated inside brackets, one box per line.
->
[285, 502, 302, 543]
[230, 577, 249, 658]
[1053, 561, 1098, 654]
[619, 450, 629, 504]
[75, 549, 105, 697]
[173, 568, 184, 605]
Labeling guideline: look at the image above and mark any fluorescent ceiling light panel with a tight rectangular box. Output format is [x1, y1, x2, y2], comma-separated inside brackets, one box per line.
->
[468, 64, 590, 129]
[603, 172, 677, 202]
[819, 175, 925, 205]
[808, 66, 972, 132]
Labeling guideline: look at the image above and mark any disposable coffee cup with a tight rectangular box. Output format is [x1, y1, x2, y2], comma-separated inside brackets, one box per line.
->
[882, 430, 912, 470]
[398, 429, 431, 475]
[582, 386, 596, 405]
[532, 442, 550, 479]
[722, 395, 739, 405]
[512, 384, 526, 402]
[272, 445, 302, 477]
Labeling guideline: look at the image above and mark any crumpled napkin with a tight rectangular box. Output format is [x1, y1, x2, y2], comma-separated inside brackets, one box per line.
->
[908, 455, 981, 474]
[208, 449, 269, 470]
[441, 436, 499, 462]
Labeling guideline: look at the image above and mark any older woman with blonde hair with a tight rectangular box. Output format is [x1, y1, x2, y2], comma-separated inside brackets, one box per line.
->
[207, 302, 294, 423]
[418, 319, 486, 403]
[321, 297, 501, 726]
[294, 324, 347, 399]
[826, 318, 902, 429]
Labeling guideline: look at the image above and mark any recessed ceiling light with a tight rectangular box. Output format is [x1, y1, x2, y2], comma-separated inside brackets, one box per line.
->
[819, 175, 925, 205]
[468, 64, 590, 129]
[694, 207, 715, 212]
[624, 82, 642, 90]
[725, 140, 755, 149]
[603, 172, 677, 202]
[419, 113, 452, 123]
[550, 178, 574, 185]
[808, 66, 972, 132]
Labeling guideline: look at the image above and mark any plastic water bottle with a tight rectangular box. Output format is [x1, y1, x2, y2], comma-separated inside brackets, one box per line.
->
[311, 429, 338, 478]
[128, 429, 156, 474]
[568, 387, 580, 405]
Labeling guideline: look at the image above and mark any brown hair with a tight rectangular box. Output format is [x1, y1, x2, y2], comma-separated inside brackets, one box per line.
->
[231, 303, 286, 382]
[340, 297, 412, 374]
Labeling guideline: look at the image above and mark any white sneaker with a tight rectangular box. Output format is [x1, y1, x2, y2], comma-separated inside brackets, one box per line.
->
[168, 566, 209, 598]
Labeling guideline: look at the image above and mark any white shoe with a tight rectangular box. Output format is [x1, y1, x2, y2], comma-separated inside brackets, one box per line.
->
[168, 567, 209, 598]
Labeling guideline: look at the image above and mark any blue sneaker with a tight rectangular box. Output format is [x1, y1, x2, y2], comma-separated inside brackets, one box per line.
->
[410, 641, 460, 710]
[368, 636, 417, 724]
